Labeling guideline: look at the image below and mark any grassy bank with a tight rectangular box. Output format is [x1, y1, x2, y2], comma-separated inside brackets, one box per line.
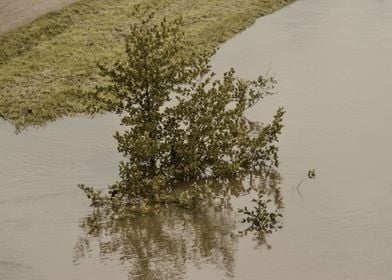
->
[0, 0, 295, 130]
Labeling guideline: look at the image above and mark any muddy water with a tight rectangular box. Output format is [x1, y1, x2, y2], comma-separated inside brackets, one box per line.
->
[1, 0, 392, 279]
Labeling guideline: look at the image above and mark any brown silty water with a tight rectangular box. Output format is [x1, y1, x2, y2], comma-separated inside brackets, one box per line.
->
[1, 0, 392, 279]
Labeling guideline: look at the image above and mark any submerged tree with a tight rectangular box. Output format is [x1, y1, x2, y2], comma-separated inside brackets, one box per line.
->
[79, 12, 284, 208]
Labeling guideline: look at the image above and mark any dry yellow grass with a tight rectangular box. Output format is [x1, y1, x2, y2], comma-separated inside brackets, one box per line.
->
[0, 0, 295, 130]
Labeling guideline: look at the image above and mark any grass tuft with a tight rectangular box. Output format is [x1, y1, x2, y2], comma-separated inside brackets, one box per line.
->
[0, 0, 295, 130]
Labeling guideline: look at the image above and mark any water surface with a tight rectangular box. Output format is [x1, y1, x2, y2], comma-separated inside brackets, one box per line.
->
[1, 0, 392, 279]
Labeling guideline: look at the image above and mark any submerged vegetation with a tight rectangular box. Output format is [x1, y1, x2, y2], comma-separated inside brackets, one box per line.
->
[0, 0, 290, 266]
[77, 13, 285, 254]
[78, 14, 284, 210]
[0, 0, 295, 130]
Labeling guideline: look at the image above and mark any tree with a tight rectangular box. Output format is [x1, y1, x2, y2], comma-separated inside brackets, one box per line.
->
[79, 12, 285, 208]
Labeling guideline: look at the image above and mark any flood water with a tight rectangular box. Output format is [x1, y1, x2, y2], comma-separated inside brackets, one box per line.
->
[1, 0, 392, 279]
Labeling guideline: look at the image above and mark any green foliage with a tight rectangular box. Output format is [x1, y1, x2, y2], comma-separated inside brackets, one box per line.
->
[238, 192, 283, 241]
[79, 14, 285, 209]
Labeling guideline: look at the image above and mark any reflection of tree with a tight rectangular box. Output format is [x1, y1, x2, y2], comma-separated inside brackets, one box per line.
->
[237, 169, 284, 249]
[74, 169, 283, 280]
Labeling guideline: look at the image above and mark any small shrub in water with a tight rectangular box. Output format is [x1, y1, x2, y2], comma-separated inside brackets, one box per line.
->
[79, 12, 285, 210]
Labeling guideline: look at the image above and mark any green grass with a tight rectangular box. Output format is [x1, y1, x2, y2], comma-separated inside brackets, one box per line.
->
[0, 0, 295, 130]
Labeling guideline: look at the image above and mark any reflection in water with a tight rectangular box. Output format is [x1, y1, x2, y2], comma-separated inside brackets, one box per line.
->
[74, 169, 283, 280]
[2, 1, 392, 279]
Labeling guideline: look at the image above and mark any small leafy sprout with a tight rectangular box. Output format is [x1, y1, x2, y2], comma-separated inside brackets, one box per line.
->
[238, 191, 283, 246]
[307, 169, 316, 179]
